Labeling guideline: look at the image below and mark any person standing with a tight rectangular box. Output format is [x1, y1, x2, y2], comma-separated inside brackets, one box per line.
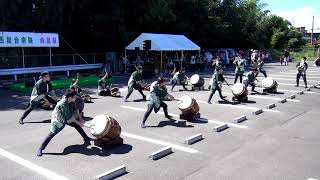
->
[207, 66, 227, 104]
[36, 89, 92, 156]
[283, 50, 290, 66]
[19, 71, 58, 124]
[124, 66, 146, 102]
[141, 77, 174, 128]
[257, 54, 267, 77]
[295, 57, 308, 88]
[234, 54, 245, 83]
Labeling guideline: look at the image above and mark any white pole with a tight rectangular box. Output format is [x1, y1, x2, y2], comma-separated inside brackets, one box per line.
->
[181, 51, 184, 69]
[311, 16, 314, 45]
[22, 47, 25, 68]
[160, 51, 163, 73]
[49, 47, 52, 66]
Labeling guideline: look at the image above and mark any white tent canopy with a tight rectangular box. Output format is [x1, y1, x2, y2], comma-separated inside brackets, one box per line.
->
[125, 33, 200, 51]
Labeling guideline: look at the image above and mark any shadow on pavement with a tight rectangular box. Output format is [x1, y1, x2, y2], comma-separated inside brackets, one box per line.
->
[43, 143, 132, 157]
[147, 119, 193, 128]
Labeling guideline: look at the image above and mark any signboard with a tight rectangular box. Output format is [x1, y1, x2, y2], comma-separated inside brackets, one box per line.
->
[0, 31, 59, 47]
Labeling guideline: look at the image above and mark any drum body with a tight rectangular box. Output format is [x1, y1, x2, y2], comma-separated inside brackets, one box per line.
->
[81, 94, 92, 103]
[90, 115, 121, 139]
[231, 83, 248, 100]
[75, 95, 84, 112]
[110, 87, 121, 97]
[190, 74, 205, 87]
[262, 77, 278, 92]
[98, 88, 111, 96]
[178, 95, 200, 115]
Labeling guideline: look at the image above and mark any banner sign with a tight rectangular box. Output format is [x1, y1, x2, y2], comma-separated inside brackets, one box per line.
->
[0, 31, 59, 47]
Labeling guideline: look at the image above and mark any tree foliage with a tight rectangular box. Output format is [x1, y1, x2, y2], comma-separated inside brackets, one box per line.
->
[0, 0, 307, 52]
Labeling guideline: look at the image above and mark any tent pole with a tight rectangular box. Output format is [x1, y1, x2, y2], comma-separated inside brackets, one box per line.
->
[22, 47, 25, 68]
[181, 51, 184, 69]
[49, 47, 52, 66]
[160, 50, 163, 74]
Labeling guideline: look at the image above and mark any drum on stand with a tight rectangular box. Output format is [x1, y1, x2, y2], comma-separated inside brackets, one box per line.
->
[98, 88, 111, 96]
[81, 94, 92, 103]
[190, 74, 205, 87]
[89, 114, 123, 148]
[110, 87, 121, 97]
[177, 95, 200, 121]
[262, 77, 278, 93]
[231, 83, 248, 101]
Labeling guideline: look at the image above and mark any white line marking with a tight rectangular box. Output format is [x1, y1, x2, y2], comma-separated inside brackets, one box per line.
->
[120, 105, 248, 129]
[289, 70, 319, 72]
[121, 132, 199, 154]
[253, 87, 316, 94]
[269, 74, 320, 79]
[280, 72, 320, 76]
[308, 178, 318, 180]
[0, 148, 69, 180]
[196, 100, 280, 113]
[217, 92, 299, 102]
[272, 77, 320, 83]
[277, 82, 313, 86]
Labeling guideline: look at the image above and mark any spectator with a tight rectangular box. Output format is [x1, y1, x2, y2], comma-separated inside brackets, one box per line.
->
[283, 49, 290, 66]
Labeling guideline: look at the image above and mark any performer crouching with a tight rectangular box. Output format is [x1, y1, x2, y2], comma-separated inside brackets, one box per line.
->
[19, 71, 58, 124]
[207, 66, 227, 104]
[124, 66, 146, 102]
[141, 77, 174, 128]
[243, 68, 259, 92]
[97, 73, 111, 96]
[171, 68, 188, 91]
[36, 89, 92, 156]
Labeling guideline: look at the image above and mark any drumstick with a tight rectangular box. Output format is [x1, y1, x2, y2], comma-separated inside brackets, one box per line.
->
[76, 73, 79, 80]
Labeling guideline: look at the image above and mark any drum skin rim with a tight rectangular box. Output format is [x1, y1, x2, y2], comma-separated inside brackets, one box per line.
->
[190, 74, 200, 85]
[178, 95, 193, 110]
[231, 83, 245, 96]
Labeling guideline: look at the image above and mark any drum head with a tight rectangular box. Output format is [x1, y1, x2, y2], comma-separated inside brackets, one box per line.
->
[178, 95, 193, 110]
[111, 87, 119, 92]
[262, 77, 274, 88]
[90, 114, 107, 136]
[190, 74, 200, 85]
[232, 83, 245, 95]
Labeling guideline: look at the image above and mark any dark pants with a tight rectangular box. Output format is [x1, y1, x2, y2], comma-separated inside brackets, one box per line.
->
[20, 96, 56, 120]
[259, 70, 267, 78]
[296, 73, 307, 87]
[234, 73, 243, 83]
[208, 87, 224, 102]
[38, 122, 90, 152]
[243, 80, 255, 91]
[142, 102, 168, 124]
[171, 80, 187, 91]
[125, 83, 146, 100]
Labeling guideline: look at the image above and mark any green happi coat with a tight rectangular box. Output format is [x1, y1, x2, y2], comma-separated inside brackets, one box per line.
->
[234, 58, 244, 73]
[30, 79, 53, 106]
[128, 71, 143, 89]
[209, 73, 224, 90]
[258, 58, 265, 72]
[146, 82, 170, 113]
[50, 97, 78, 134]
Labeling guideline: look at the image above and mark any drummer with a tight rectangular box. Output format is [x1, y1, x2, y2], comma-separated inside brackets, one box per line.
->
[171, 68, 188, 91]
[257, 54, 267, 77]
[124, 66, 146, 102]
[36, 89, 92, 157]
[70, 78, 85, 115]
[243, 68, 259, 92]
[19, 71, 58, 125]
[295, 57, 308, 88]
[141, 77, 174, 128]
[234, 53, 245, 83]
[97, 73, 111, 96]
[207, 66, 228, 104]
